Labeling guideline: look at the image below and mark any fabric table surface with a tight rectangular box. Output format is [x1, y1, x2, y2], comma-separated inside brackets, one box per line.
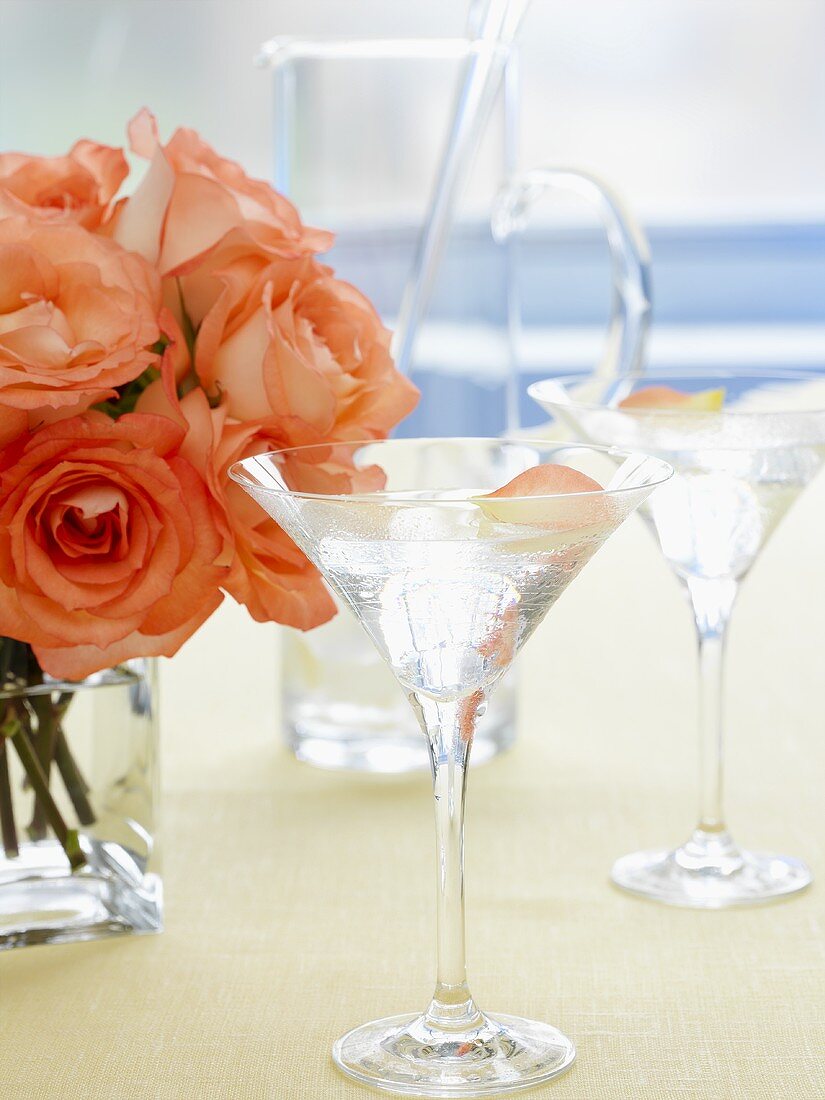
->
[2, 476, 824, 1100]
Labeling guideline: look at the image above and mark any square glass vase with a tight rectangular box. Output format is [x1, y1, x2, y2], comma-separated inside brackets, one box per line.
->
[0, 654, 161, 950]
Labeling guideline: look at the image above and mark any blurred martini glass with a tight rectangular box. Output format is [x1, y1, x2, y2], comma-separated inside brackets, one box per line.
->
[231, 437, 671, 1097]
[531, 370, 825, 908]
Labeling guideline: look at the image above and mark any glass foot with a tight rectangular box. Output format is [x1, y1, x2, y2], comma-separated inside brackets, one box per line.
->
[332, 1011, 575, 1097]
[611, 830, 812, 908]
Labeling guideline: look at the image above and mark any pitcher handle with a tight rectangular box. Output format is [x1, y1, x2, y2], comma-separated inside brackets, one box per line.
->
[492, 166, 652, 379]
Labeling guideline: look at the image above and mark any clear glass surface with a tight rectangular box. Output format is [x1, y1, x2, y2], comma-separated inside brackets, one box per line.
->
[231, 438, 671, 1096]
[282, 590, 517, 773]
[0, 659, 161, 949]
[259, 0, 530, 380]
[530, 370, 825, 908]
[263, 30, 524, 770]
[258, 31, 521, 439]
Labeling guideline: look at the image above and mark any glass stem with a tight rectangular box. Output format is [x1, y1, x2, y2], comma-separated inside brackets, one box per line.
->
[684, 576, 738, 841]
[412, 691, 484, 1032]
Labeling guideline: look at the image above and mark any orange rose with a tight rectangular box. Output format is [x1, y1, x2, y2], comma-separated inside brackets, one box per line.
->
[113, 109, 331, 276]
[0, 216, 160, 443]
[0, 140, 127, 228]
[202, 410, 335, 630]
[208, 419, 390, 629]
[194, 253, 419, 444]
[0, 412, 225, 679]
[136, 351, 385, 630]
[134, 329, 327, 627]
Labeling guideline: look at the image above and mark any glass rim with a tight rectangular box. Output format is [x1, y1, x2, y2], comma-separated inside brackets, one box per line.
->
[228, 436, 674, 505]
[257, 36, 512, 70]
[528, 368, 825, 418]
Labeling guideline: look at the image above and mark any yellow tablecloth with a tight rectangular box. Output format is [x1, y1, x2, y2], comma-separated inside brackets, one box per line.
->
[2, 478, 825, 1099]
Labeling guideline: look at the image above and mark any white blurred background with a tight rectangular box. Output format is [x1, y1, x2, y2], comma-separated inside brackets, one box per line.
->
[1, 0, 824, 222]
[3, 1, 824, 434]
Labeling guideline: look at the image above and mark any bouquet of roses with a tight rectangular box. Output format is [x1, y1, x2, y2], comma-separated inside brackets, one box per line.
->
[0, 110, 417, 864]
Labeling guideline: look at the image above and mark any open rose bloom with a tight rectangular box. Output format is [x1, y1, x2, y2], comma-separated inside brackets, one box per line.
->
[0, 111, 418, 680]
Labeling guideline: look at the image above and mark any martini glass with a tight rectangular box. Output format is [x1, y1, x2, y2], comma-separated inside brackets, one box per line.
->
[230, 437, 671, 1096]
[530, 370, 825, 908]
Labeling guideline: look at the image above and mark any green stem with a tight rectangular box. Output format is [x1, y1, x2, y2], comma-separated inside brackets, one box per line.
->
[11, 725, 85, 870]
[54, 728, 95, 826]
[28, 692, 57, 840]
[0, 738, 18, 859]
